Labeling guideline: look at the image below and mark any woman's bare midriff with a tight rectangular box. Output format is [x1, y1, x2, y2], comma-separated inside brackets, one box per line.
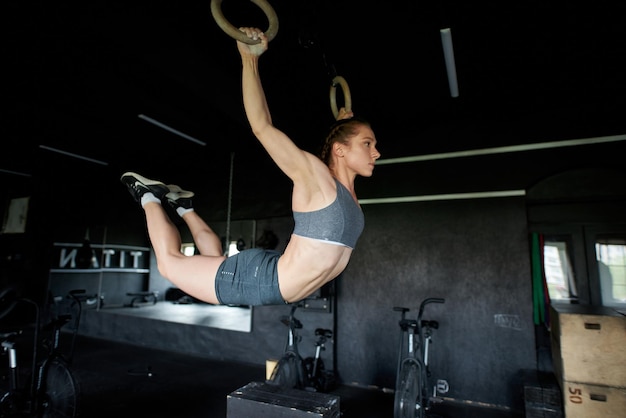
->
[277, 234, 353, 302]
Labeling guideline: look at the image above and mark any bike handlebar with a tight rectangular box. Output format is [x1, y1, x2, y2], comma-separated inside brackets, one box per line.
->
[417, 297, 445, 321]
[393, 297, 445, 332]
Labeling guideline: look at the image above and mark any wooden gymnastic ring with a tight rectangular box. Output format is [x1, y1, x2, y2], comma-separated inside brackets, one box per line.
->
[330, 76, 352, 120]
[210, 0, 279, 44]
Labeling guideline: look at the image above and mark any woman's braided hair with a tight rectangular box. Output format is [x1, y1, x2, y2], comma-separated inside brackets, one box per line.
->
[318, 116, 371, 166]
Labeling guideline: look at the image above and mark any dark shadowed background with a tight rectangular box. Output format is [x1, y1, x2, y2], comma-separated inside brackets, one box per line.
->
[4, 0, 625, 220]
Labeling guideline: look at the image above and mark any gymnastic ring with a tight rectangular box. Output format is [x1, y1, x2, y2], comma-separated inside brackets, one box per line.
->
[210, 0, 279, 44]
[330, 76, 352, 120]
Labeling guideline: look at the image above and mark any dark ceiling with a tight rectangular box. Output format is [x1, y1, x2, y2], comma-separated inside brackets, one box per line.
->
[4, 0, 626, 222]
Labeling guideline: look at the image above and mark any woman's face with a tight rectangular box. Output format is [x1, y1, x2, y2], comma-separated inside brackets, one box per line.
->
[339, 125, 380, 177]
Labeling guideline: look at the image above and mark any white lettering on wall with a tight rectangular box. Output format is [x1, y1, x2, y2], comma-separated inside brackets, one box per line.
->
[51, 243, 150, 273]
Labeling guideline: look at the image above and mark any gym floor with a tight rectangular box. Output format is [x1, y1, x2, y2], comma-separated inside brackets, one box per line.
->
[70, 335, 525, 418]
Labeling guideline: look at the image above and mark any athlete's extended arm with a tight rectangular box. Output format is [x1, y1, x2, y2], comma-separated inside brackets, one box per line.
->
[237, 28, 315, 181]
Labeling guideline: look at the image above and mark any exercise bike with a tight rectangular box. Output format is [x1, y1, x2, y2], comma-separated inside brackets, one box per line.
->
[393, 297, 447, 418]
[303, 328, 335, 392]
[267, 302, 309, 390]
[0, 289, 90, 417]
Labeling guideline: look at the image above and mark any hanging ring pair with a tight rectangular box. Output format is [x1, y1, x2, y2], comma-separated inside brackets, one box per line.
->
[330, 76, 352, 120]
[210, 0, 279, 44]
[211, 1, 352, 120]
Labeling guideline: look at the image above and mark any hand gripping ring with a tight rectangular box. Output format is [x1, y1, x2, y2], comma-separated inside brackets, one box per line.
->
[330, 76, 352, 120]
[211, 0, 279, 44]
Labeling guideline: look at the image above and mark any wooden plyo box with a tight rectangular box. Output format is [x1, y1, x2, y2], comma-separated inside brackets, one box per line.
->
[561, 381, 626, 418]
[550, 304, 626, 388]
[227, 381, 340, 418]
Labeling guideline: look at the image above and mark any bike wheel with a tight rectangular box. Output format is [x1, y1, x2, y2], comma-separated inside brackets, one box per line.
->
[394, 360, 422, 418]
[303, 357, 315, 383]
[39, 357, 79, 418]
[304, 357, 335, 393]
[1, 390, 24, 416]
[303, 357, 324, 392]
[268, 353, 302, 389]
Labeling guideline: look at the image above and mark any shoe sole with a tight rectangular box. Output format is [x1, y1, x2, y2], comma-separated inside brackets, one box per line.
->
[167, 184, 194, 199]
[121, 172, 166, 186]
[121, 172, 170, 196]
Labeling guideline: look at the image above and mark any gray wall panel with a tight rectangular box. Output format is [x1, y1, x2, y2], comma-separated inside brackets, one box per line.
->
[335, 197, 535, 408]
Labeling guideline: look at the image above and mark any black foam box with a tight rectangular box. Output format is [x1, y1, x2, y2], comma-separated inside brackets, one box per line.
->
[227, 381, 340, 418]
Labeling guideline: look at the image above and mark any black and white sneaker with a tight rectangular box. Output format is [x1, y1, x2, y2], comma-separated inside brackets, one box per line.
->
[120, 172, 170, 203]
[166, 185, 194, 210]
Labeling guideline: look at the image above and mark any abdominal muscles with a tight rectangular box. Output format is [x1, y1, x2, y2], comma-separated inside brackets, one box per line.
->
[277, 234, 353, 302]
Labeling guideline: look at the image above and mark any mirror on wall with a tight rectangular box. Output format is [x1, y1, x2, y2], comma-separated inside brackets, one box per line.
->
[48, 221, 265, 334]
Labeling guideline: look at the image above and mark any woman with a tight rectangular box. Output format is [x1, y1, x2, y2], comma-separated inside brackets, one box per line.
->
[121, 27, 380, 306]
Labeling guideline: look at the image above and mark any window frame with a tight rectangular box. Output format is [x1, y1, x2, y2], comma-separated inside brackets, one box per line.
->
[584, 224, 626, 306]
[531, 223, 626, 307]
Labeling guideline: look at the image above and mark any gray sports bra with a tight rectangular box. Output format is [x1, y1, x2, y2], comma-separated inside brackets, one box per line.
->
[292, 179, 364, 249]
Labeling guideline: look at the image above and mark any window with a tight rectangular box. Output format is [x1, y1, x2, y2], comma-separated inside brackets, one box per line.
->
[181, 243, 196, 256]
[534, 225, 626, 308]
[181, 241, 242, 257]
[227, 241, 240, 257]
[595, 237, 626, 308]
[543, 240, 578, 302]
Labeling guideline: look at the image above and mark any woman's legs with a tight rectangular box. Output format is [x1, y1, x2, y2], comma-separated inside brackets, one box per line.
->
[180, 211, 223, 256]
[143, 203, 224, 304]
[121, 172, 224, 304]
[166, 189, 223, 257]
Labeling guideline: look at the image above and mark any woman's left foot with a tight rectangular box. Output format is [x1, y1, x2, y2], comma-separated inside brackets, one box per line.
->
[166, 185, 194, 210]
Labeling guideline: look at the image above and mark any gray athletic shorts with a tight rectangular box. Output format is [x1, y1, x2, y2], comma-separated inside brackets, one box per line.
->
[214, 248, 287, 306]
